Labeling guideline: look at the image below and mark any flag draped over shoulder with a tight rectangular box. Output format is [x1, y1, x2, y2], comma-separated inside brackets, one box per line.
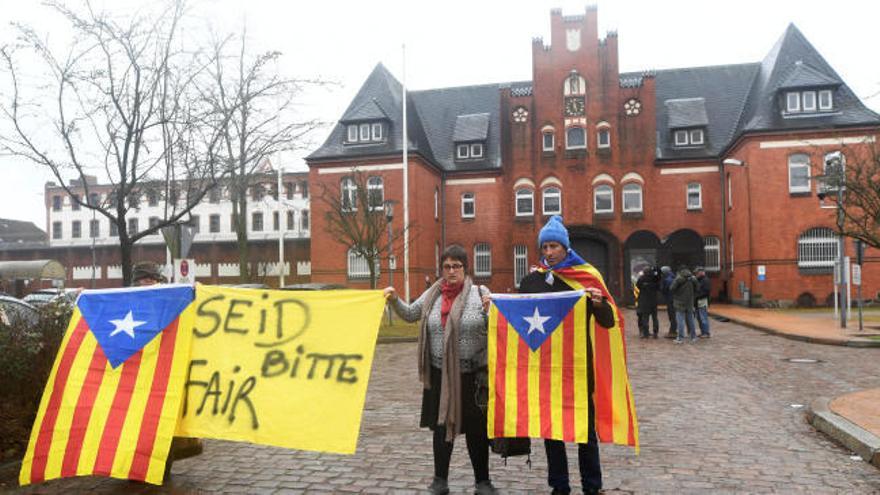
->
[488, 291, 591, 443]
[541, 261, 639, 450]
[19, 285, 195, 486]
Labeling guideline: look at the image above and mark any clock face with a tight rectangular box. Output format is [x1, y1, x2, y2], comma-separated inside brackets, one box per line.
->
[564, 96, 585, 117]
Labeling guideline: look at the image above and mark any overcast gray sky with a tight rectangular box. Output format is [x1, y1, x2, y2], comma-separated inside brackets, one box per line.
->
[2, 0, 879, 229]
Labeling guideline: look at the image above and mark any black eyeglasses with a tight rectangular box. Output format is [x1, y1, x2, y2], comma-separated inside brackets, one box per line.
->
[442, 263, 464, 271]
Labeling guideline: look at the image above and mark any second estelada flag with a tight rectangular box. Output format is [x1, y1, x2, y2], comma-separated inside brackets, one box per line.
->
[19, 285, 194, 486]
[487, 291, 591, 443]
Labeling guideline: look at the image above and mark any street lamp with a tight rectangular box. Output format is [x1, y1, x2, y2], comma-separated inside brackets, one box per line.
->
[817, 153, 847, 329]
[384, 200, 395, 325]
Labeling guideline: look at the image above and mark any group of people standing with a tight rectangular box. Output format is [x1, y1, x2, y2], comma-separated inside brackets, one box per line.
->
[384, 215, 613, 495]
[635, 265, 711, 343]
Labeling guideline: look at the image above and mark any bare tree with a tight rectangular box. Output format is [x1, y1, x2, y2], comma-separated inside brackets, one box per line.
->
[817, 143, 880, 249]
[318, 171, 408, 289]
[204, 30, 326, 282]
[0, 0, 229, 285]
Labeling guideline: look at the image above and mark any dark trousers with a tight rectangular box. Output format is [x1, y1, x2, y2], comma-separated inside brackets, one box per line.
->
[637, 309, 659, 336]
[665, 303, 677, 334]
[424, 367, 490, 483]
[432, 423, 490, 482]
[544, 426, 601, 493]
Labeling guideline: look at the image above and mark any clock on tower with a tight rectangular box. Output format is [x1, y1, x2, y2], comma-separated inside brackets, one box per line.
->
[564, 96, 585, 117]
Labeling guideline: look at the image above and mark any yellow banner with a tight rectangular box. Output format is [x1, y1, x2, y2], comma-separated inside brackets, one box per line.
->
[176, 285, 386, 454]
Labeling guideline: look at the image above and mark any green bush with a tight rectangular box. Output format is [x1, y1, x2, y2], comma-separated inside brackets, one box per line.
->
[0, 299, 72, 462]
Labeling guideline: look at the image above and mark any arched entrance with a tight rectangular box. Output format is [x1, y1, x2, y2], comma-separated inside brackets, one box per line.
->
[662, 229, 704, 270]
[623, 231, 662, 305]
[567, 225, 621, 299]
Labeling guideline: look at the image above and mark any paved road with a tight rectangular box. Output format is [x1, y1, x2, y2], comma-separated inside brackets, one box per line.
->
[12, 310, 880, 494]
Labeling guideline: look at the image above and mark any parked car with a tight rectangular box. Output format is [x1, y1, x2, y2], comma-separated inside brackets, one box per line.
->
[0, 295, 40, 327]
[22, 288, 78, 307]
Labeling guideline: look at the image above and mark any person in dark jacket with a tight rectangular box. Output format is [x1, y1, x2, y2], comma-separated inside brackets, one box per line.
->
[670, 266, 698, 343]
[518, 216, 614, 495]
[694, 267, 711, 338]
[659, 266, 677, 338]
[635, 267, 660, 338]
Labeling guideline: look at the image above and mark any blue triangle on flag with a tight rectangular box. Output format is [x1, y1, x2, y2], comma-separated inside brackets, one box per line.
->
[77, 285, 194, 368]
[492, 291, 583, 351]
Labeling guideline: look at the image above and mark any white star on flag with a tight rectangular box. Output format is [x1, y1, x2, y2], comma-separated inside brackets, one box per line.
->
[523, 306, 551, 335]
[109, 310, 147, 338]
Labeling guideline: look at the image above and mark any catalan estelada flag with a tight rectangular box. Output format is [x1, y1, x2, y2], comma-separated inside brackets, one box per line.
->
[19, 285, 195, 486]
[538, 259, 639, 451]
[488, 291, 592, 443]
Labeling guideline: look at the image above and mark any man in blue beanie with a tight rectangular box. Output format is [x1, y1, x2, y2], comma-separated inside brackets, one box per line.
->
[517, 215, 615, 495]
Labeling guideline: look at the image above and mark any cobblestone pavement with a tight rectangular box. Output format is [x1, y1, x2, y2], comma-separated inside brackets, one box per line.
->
[11, 310, 880, 494]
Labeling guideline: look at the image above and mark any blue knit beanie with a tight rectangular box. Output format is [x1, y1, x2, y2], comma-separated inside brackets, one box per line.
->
[538, 215, 570, 249]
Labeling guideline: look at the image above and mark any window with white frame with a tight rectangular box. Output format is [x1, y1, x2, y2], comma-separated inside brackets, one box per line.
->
[367, 176, 384, 210]
[515, 188, 534, 216]
[797, 227, 838, 269]
[566, 127, 586, 149]
[543, 130, 555, 152]
[542, 187, 561, 215]
[818, 90, 833, 110]
[686, 182, 702, 210]
[346, 122, 384, 144]
[461, 192, 475, 218]
[474, 243, 491, 277]
[341, 177, 357, 211]
[89, 219, 100, 238]
[597, 128, 610, 148]
[252, 212, 264, 231]
[456, 144, 469, 159]
[727, 172, 733, 209]
[209, 214, 220, 233]
[821, 151, 846, 194]
[788, 153, 811, 193]
[434, 188, 439, 220]
[785, 89, 834, 114]
[673, 128, 705, 146]
[127, 217, 138, 235]
[347, 248, 379, 279]
[72, 220, 81, 239]
[593, 184, 613, 213]
[728, 235, 734, 272]
[703, 236, 721, 272]
[52, 221, 62, 239]
[470, 143, 484, 158]
[301, 209, 309, 231]
[514, 245, 528, 288]
[622, 183, 643, 212]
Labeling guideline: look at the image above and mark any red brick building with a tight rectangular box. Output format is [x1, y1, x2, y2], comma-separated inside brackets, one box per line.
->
[307, 7, 880, 306]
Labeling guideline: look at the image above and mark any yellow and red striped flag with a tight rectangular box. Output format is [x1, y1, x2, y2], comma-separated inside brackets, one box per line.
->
[488, 291, 592, 442]
[545, 263, 639, 450]
[19, 285, 195, 486]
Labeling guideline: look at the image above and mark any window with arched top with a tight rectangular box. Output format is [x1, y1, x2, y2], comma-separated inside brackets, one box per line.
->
[564, 73, 586, 96]
[788, 153, 811, 193]
[703, 236, 721, 272]
[341, 177, 357, 211]
[542, 187, 561, 215]
[367, 176, 384, 210]
[515, 188, 534, 216]
[622, 183, 643, 213]
[566, 127, 586, 149]
[820, 151, 846, 194]
[542, 129, 555, 152]
[594, 184, 613, 213]
[596, 122, 611, 149]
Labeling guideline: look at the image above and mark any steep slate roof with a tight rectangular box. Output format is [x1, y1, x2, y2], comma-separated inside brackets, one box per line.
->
[309, 25, 879, 169]
[735, 24, 880, 135]
[648, 63, 760, 161]
[0, 218, 47, 250]
[666, 98, 710, 128]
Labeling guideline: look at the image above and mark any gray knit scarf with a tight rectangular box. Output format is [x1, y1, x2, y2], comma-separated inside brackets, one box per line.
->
[418, 276, 473, 442]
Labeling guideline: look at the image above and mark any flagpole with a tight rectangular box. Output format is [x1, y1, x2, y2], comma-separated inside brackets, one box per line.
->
[402, 43, 410, 302]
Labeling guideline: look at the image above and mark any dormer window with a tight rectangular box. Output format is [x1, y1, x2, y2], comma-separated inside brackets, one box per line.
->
[784, 89, 834, 114]
[456, 142, 484, 160]
[345, 121, 385, 144]
[673, 127, 705, 147]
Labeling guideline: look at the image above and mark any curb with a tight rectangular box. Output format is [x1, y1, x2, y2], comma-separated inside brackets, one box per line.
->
[806, 397, 880, 469]
[708, 312, 880, 348]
